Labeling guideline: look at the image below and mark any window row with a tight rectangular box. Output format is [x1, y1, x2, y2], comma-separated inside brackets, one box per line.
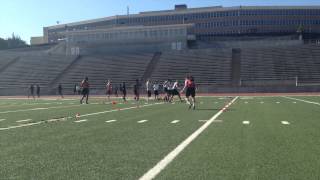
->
[68, 29, 187, 42]
[196, 19, 320, 28]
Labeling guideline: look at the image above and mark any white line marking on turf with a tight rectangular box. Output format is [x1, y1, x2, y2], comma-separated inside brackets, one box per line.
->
[283, 96, 320, 106]
[106, 120, 117, 123]
[138, 96, 238, 180]
[0, 119, 6, 122]
[138, 120, 148, 123]
[213, 119, 223, 123]
[293, 102, 297, 104]
[74, 119, 88, 123]
[0, 104, 82, 114]
[198, 120, 208, 122]
[0, 102, 164, 131]
[171, 120, 180, 124]
[281, 121, 290, 125]
[260, 102, 264, 104]
[79, 103, 163, 118]
[242, 121, 250, 125]
[0, 122, 42, 130]
[16, 119, 32, 123]
[276, 102, 280, 104]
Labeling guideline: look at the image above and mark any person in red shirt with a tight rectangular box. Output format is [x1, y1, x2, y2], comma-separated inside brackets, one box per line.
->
[181, 75, 196, 110]
[80, 77, 90, 104]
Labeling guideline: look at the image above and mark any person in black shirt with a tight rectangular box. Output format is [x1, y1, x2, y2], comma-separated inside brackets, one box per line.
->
[58, 84, 64, 98]
[134, 79, 140, 101]
[29, 84, 35, 99]
[121, 82, 127, 102]
[36, 85, 40, 98]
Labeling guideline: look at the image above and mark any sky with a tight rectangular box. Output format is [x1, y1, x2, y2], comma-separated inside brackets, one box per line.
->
[0, 0, 319, 44]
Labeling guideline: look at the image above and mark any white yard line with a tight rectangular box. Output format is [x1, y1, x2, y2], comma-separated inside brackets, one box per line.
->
[138, 96, 238, 180]
[170, 120, 180, 124]
[138, 120, 148, 123]
[106, 120, 117, 123]
[198, 120, 208, 122]
[0, 102, 164, 131]
[281, 121, 290, 125]
[79, 103, 162, 118]
[283, 96, 320, 106]
[74, 119, 88, 123]
[0, 122, 42, 131]
[16, 119, 32, 123]
[0, 119, 6, 122]
[242, 121, 250, 125]
[0, 104, 82, 114]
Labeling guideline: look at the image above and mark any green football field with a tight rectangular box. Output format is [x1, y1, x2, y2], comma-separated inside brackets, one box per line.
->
[0, 95, 320, 180]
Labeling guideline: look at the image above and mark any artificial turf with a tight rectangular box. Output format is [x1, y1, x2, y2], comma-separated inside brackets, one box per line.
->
[0, 96, 319, 179]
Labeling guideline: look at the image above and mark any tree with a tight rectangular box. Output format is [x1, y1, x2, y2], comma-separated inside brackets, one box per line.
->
[0, 37, 8, 50]
[0, 33, 28, 50]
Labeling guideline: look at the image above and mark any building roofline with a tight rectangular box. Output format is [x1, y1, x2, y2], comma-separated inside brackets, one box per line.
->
[45, 5, 320, 30]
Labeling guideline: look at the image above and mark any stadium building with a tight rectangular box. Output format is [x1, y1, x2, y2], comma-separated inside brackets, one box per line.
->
[38, 5, 320, 54]
[1, 5, 320, 95]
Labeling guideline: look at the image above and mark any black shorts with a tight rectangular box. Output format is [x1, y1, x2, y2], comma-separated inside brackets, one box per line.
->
[186, 87, 195, 98]
[167, 89, 173, 95]
[134, 90, 139, 96]
[147, 90, 151, 97]
[106, 90, 112, 95]
[164, 88, 168, 93]
[82, 88, 89, 95]
[154, 90, 159, 96]
[172, 89, 180, 96]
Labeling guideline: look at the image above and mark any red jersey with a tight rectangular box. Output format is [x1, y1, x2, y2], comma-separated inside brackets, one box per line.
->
[186, 79, 195, 88]
[81, 80, 89, 88]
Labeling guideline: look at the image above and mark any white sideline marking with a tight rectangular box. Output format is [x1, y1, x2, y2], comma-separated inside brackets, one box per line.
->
[138, 96, 238, 180]
[106, 120, 117, 123]
[244, 102, 248, 104]
[0, 122, 42, 130]
[74, 119, 88, 123]
[0, 119, 6, 122]
[47, 118, 66, 122]
[283, 96, 320, 106]
[242, 121, 250, 125]
[0, 102, 163, 132]
[0, 104, 81, 114]
[281, 121, 290, 125]
[171, 120, 180, 124]
[276, 102, 280, 104]
[198, 120, 208, 122]
[16, 119, 32, 123]
[138, 120, 148, 123]
[260, 102, 264, 104]
[91, 103, 99, 105]
[79, 103, 162, 118]
[32, 107, 49, 110]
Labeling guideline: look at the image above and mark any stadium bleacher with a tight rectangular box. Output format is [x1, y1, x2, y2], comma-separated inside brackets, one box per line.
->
[0, 43, 320, 95]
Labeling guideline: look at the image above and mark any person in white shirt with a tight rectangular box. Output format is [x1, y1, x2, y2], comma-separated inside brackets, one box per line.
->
[153, 81, 160, 100]
[146, 79, 152, 102]
[169, 80, 182, 102]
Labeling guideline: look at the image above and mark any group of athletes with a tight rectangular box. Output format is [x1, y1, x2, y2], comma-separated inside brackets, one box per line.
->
[79, 75, 196, 110]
